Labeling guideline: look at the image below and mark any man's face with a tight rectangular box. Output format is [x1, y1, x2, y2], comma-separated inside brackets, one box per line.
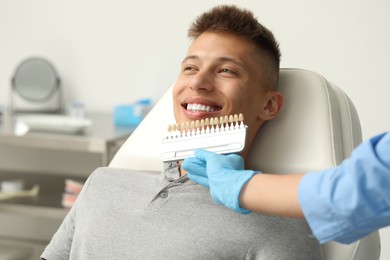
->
[173, 32, 274, 143]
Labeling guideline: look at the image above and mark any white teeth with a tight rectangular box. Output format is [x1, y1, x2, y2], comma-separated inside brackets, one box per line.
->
[187, 103, 219, 112]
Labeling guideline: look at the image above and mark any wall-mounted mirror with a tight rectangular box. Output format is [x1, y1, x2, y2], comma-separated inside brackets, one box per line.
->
[11, 57, 62, 113]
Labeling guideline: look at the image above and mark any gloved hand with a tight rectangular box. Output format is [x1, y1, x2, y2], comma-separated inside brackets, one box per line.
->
[182, 149, 259, 214]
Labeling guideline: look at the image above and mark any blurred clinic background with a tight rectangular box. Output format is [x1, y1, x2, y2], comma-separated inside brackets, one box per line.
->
[0, 0, 389, 259]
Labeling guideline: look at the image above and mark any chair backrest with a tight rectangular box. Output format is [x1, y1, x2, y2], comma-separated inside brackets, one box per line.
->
[109, 68, 380, 260]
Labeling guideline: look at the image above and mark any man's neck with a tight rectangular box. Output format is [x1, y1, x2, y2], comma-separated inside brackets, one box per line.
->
[177, 161, 187, 176]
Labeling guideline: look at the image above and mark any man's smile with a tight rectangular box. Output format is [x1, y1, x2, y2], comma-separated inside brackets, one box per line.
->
[184, 102, 222, 112]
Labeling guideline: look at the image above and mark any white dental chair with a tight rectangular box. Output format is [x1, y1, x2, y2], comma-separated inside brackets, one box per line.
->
[109, 68, 381, 260]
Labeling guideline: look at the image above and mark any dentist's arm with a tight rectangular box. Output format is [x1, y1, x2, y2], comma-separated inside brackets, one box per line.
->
[182, 149, 304, 217]
[182, 132, 390, 244]
[298, 131, 390, 243]
[239, 172, 304, 218]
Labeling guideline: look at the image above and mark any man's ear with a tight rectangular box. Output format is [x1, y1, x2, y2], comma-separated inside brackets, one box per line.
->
[259, 91, 283, 120]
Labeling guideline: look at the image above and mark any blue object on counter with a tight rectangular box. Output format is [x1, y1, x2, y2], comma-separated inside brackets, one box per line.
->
[114, 98, 152, 126]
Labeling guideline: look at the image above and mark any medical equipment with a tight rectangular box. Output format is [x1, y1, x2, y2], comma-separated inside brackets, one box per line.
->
[114, 98, 153, 126]
[11, 57, 62, 113]
[161, 113, 247, 162]
[14, 114, 92, 135]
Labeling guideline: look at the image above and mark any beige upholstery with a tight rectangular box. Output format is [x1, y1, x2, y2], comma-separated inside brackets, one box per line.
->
[109, 68, 381, 260]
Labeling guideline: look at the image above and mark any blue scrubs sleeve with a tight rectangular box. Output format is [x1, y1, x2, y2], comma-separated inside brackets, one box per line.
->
[298, 132, 390, 244]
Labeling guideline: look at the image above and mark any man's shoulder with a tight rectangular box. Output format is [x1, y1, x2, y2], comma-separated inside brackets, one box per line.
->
[93, 166, 160, 177]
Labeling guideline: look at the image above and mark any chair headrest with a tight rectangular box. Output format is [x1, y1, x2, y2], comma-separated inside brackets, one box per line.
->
[247, 68, 361, 173]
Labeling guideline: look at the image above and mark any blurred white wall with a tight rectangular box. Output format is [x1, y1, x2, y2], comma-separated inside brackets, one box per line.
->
[0, 0, 389, 258]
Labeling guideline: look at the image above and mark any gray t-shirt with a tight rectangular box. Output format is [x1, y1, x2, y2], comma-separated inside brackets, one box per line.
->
[41, 165, 323, 260]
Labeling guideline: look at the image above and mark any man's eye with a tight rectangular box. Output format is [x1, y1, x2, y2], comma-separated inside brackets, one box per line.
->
[183, 66, 195, 71]
[220, 68, 237, 75]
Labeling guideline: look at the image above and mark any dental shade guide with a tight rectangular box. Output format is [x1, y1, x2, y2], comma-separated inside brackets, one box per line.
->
[161, 113, 247, 162]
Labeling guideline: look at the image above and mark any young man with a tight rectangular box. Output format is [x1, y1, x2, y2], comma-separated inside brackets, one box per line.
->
[173, 5, 283, 160]
[41, 5, 322, 259]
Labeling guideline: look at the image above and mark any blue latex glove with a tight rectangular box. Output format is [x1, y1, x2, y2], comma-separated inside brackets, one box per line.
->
[182, 149, 259, 214]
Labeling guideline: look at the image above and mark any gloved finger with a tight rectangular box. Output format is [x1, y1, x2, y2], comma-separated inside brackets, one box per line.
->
[225, 154, 245, 169]
[194, 148, 219, 161]
[197, 150, 245, 171]
[194, 149, 236, 168]
[225, 153, 244, 162]
[182, 157, 207, 176]
[188, 173, 209, 188]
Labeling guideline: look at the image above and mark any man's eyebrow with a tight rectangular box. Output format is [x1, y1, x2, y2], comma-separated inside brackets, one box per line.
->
[216, 57, 245, 69]
[182, 55, 245, 69]
[182, 55, 199, 64]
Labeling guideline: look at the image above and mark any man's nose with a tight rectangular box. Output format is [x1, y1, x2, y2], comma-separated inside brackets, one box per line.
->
[189, 71, 214, 92]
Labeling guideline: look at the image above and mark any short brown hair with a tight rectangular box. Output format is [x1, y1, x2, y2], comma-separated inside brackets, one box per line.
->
[188, 5, 281, 90]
